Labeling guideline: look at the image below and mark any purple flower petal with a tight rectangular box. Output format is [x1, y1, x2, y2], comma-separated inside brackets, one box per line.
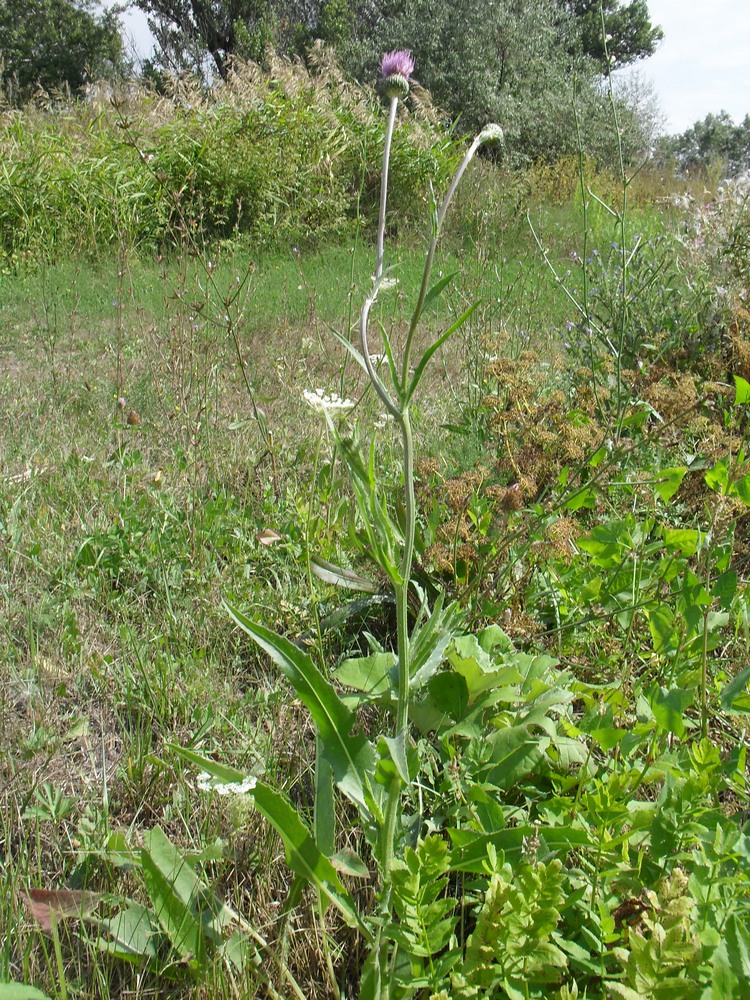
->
[380, 50, 414, 81]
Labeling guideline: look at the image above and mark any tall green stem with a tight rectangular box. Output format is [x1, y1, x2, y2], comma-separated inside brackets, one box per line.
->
[376, 98, 398, 282]
[364, 95, 501, 997]
[402, 129, 497, 382]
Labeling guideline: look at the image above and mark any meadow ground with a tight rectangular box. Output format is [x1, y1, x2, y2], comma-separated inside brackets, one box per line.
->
[2, 164, 750, 998]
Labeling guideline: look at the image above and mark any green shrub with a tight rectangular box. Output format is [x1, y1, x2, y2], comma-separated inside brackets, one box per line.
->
[0, 52, 464, 266]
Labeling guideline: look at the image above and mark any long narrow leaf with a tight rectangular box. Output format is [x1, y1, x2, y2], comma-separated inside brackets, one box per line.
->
[422, 270, 457, 312]
[224, 602, 377, 814]
[310, 555, 378, 593]
[375, 320, 402, 397]
[329, 326, 369, 374]
[168, 745, 254, 785]
[250, 780, 370, 939]
[405, 301, 480, 403]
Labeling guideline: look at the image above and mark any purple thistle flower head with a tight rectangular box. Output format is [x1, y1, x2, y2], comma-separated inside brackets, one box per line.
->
[379, 50, 414, 99]
[380, 50, 414, 80]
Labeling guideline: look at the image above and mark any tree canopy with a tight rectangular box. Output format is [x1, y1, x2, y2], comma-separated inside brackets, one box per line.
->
[658, 112, 750, 177]
[133, 0, 663, 82]
[0, 0, 125, 101]
[558, 0, 663, 68]
[132, 0, 663, 165]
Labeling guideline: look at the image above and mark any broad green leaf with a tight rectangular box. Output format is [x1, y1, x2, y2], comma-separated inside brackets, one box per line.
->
[578, 523, 626, 566]
[93, 902, 160, 960]
[654, 466, 687, 502]
[720, 666, 750, 714]
[564, 487, 597, 511]
[648, 685, 693, 737]
[358, 944, 382, 1000]
[712, 570, 737, 610]
[705, 459, 729, 494]
[249, 780, 369, 939]
[224, 602, 377, 814]
[732, 473, 750, 505]
[648, 604, 678, 654]
[486, 726, 547, 789]
[219, 930, 260, 973]
[710, 939, 740, 997]
[330, 849, 369, 879]
[607, 985, 646, 1000]
[379, 733, 411, 785]
[551, 735, 589, 770]
[725, 913, 750, 980]
[448, 634, 524, 703]
[663, 527, 700, 557]
[409, 690, 457, 734]
[427, 671, 469, 721]
[145, 829, 233, 942]
[333, 652, 395, 698]
[734, 375, 750, 406]
[589, 726, 628, 751]
[450, 633, 495, 672]
[141, 826, 223, 967]
[477, 624, 515, 655]
[0, 987, 53, 1000]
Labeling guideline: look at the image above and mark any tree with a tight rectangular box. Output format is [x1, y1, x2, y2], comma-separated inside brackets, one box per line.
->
[558, 0, 663, 69]
[337, 0, 651, 165]
[658, 112, 750, 177]
[133, 0, 658, 165]
[0, 0, 124, 101]
[132, 0, 330, 78]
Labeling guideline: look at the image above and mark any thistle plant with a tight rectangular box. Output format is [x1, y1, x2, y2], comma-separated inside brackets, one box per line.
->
[182, 51, 503, 998]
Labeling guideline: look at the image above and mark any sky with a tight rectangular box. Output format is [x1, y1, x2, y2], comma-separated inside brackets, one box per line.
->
[619, 0, 750, 133]
[111, 1, 750, 137]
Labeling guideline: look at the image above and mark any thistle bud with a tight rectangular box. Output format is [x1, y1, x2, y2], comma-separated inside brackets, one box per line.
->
[379, 50, 414, 99]
[478, 124, 504, 147]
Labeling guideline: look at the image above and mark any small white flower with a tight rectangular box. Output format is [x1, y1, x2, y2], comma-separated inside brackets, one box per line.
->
[370, 275, 399, 292]
[303, 389, 356, 414]
[197, 772, 257, 796]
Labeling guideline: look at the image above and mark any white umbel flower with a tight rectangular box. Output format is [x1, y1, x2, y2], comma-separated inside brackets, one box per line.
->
[303, 389, 356, 413]
[197, 772, 257, 796]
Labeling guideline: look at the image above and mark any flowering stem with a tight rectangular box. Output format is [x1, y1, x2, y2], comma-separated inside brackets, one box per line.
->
[402, 127, 501, 384]
[376, 98, 398, 282]
[366, 85, 418, 1000]
[364, 63, 501, 992]
[395, 409, 415, 736]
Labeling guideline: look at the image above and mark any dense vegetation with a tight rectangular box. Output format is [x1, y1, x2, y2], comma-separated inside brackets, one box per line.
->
[2, 24, 750, 1000]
